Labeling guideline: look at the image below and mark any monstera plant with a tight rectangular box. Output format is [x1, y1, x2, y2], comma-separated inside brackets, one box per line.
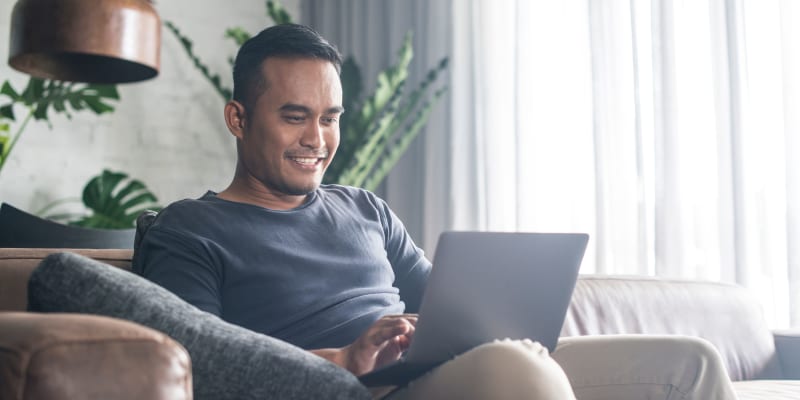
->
[165, 0, 448, 191]
[37, 169, 161, 229]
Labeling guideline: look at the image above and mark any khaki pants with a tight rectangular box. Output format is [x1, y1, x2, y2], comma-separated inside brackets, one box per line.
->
[384, 335, 737, 400]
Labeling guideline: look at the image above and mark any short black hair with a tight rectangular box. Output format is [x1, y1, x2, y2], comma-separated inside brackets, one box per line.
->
[232, 24, 342, 111]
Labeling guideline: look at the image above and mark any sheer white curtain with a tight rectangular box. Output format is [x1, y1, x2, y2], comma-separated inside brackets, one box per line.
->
[451, 0, 800, 328]
[303, 0, 799, 327]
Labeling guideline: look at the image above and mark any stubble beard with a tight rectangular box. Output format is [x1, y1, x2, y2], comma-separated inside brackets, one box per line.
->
[270, 169, 325, 196]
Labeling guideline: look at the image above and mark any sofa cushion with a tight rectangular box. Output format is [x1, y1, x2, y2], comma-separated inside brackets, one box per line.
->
[562, 275, 783, 381]
[27, 252, 371, 400]
[0, 248, 132, 312]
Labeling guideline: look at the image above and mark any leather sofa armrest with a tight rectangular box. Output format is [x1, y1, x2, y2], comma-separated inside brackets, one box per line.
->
[0, 312, 192, 400]
[774, 329, 800, 379]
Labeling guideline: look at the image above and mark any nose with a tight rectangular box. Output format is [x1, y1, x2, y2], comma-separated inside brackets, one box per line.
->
[300, 121, 325, 149]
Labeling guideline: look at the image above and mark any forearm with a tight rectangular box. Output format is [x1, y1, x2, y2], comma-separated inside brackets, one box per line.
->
[310, 346, 367, 376]
[310, 348, 347, 370]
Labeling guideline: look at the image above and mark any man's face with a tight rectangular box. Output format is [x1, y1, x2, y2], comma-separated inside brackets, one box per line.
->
[238, 57, 343, 197]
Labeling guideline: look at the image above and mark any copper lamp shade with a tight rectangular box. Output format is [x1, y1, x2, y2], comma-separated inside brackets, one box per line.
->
[8, 0, 161, 84]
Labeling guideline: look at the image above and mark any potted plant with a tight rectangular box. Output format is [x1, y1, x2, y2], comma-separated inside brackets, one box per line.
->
[0, 78, 161, 234]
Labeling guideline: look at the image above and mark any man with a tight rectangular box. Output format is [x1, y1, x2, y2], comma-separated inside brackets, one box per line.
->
[135, 24, 737, 399]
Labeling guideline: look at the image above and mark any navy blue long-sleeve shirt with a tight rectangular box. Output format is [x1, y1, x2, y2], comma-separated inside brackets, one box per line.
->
[133, 185, 431, 349]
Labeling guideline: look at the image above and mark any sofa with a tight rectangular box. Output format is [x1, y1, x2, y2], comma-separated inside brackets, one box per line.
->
[1, 247, 799, 399]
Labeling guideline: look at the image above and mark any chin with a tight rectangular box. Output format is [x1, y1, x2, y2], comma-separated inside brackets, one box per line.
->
[282, 181, 322, 196]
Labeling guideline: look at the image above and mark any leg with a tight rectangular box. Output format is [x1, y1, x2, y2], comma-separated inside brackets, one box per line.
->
[552, 335, 738, 400]
[386, 339, 576, 400]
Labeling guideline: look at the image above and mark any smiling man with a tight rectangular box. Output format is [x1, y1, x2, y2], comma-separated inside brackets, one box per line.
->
[135, 25, 431, 372]
[134, 24, 738, 400]
[221, 55, 343, 207]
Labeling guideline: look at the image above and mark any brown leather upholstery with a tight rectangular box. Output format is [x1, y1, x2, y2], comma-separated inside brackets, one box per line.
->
[0, 248, 132, 311]
[0, 312, 192, 400]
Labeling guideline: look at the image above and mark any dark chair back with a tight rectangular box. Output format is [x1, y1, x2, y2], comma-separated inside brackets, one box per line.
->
[0, 203, 135, 249]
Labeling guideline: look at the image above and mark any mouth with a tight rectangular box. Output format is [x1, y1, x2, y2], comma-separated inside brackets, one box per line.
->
[286, 153, 328, 169]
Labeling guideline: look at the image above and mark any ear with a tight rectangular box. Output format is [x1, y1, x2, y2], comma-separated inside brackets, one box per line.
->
[224, 100, 247, 139]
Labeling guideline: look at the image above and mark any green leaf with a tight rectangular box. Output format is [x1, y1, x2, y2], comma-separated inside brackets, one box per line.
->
[32, 100, 50, 120]
[72, 169, 160, 228]
[115, 179, 147, 200]
[52, 98, 66, 113]
[88, 84, 120, 100]
[1, 81, 20, 100]
[0, 129, 8, 156]
[267, 0, 293, 24]
[0, 105, 14, 121]
[225, 27, 251, 46]
[68, 96, 84, 110]
[26, 78, 46, 104]
[363, 87, 448, 191]
[82, 97, 114, 114]
[82, 170, 127, 212]
[119, 191, 158, 213]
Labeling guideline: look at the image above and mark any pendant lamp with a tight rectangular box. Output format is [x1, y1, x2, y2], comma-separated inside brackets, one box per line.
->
[8, 0, 161, 84]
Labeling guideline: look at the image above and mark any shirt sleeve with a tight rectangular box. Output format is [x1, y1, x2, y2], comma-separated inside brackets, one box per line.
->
[133, 226, 224, 316]
[378, 198, 432, 314]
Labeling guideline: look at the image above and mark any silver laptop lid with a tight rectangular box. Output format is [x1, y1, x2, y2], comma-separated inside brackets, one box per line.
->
[405, 231, 589, 363]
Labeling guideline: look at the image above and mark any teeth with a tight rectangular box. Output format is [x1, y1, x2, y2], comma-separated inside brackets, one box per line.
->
[293, 157, 318, 165]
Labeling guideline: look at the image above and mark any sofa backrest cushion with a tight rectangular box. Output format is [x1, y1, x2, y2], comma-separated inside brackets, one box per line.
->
[562, 275, 783, 381]
[0, 248, 132, 312]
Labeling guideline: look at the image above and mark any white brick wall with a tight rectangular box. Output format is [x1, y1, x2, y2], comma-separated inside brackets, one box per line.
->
[0, 0, 301, 214]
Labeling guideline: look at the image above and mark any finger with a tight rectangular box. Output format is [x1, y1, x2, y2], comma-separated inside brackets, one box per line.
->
[369, 320, 415, 346]
[379, 314, 419, 325]
[378, 319, 414, 339]
[379, 314, 418, 321]
[394, 332, 413, 349]
[373, 315, 417, 329]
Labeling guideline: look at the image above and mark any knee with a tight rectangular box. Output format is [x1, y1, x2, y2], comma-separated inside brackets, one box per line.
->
[454, 339, 574, 398]
[467, 339, 552, 373]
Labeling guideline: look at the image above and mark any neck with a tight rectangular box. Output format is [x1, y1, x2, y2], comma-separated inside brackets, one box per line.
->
[218, 167, 310, 211]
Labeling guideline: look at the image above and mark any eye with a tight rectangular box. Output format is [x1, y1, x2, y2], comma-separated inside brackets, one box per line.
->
[283, 115, 305, 124]
[321, 116, 339, 125]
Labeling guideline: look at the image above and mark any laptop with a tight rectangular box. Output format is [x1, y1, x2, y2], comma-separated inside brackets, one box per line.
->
[359, 231, 589, 387]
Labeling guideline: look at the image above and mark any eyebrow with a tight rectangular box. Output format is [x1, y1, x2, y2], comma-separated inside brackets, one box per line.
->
[279, 103, 345, 114]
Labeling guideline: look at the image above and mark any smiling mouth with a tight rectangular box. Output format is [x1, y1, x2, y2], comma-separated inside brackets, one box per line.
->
[286, 154, 328, 167]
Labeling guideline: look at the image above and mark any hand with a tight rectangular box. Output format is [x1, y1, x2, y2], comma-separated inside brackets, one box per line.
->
[340, 314, 417, 376]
